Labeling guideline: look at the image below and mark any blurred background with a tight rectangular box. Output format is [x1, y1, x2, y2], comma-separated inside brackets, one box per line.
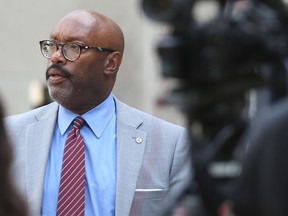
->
[0, 0, 185, 125]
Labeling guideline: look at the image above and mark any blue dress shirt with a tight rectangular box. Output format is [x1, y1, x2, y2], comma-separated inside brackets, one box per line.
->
[41, 94, 116, 216]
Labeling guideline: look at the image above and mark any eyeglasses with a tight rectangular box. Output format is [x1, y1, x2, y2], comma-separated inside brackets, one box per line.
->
[39, 40, 115, 62]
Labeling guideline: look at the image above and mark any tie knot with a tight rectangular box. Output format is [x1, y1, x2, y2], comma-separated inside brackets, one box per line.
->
[73, 116, 85, 129]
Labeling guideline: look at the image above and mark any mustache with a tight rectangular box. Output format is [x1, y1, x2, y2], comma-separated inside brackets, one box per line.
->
[46, 64, 72, 80]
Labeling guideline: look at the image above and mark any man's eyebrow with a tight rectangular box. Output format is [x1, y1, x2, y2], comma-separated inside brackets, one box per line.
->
[49, 34, 56, 40]
[49, 35, 86, 43]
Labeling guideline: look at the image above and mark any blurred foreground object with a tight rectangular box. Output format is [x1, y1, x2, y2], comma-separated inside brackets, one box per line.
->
[142, 0, 288, 215]
[233, 97, 288, 216]
[0, 99, 27, 216]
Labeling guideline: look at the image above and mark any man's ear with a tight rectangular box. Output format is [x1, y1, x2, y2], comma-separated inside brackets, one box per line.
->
[104, 51, 122, 75]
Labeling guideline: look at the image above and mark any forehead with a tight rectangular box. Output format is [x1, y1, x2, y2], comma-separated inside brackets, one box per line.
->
[51, 12, 97, 43]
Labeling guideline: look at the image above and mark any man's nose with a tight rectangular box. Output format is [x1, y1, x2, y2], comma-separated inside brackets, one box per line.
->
[50, 47, 67, 64]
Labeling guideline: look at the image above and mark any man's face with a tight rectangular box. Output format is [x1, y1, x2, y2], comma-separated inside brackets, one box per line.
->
[46, 12, 110, 114]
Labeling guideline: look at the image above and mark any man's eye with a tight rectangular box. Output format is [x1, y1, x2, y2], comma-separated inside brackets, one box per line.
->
[44, 44, 53, 51]
[69, 44, 79, 51]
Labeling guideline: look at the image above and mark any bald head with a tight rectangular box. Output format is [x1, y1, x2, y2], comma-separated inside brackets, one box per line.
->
[52, 9, 125, 54]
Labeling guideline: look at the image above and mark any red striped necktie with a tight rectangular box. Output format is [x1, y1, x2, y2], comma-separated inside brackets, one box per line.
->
[57, 116, 85, 216]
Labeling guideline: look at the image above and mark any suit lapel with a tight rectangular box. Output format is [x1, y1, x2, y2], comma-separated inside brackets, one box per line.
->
[25, 103, 58, 214]
[114, 99, 147, 216]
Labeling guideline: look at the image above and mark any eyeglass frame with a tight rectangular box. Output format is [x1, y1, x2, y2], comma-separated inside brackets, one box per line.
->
[39, 40, 115, 62]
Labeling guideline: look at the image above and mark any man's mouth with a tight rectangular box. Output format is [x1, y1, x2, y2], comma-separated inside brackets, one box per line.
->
[48, 69, 66, 78]
[46, 64, 72, 81]
[47, 73, 68, 84]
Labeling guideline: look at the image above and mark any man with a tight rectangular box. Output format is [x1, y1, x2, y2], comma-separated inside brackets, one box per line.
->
[5, 9, 192, 216]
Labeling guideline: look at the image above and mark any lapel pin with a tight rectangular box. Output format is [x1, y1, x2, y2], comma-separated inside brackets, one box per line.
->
[135, 137, 143, 144]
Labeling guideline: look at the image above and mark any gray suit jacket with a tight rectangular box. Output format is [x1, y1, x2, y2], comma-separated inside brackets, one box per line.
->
[5, 98, 192, 216]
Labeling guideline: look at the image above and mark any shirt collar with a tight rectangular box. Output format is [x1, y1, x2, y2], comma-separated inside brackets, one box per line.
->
[58, 94, 115, 138]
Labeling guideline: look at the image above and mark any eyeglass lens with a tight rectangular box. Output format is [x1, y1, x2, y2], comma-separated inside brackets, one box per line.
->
[41, 41, 81, 61]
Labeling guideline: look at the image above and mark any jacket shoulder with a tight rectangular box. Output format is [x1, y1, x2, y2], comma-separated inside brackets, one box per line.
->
[115, 98, 185, 132]
[5, 102, 58, 127]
